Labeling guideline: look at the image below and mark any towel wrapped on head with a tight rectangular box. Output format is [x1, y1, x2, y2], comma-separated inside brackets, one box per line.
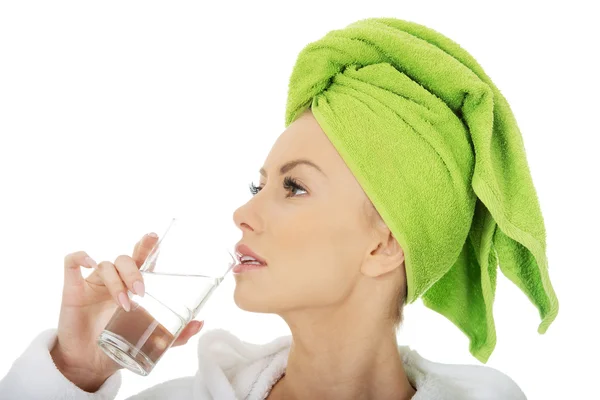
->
[284, 17, 559, 363]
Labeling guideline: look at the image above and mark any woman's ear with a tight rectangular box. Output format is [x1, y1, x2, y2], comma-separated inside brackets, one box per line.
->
[361, 230, 405, 278]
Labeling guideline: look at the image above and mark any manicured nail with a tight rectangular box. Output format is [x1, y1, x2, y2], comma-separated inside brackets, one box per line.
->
[133, 280, 145, 297]
[148, 232, 158, 238]
[85, 256, 98, 269]
[118, 292, 131, 312]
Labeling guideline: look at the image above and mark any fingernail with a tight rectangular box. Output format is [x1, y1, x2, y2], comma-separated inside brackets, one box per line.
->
[148, 232, 158, 238]
[133, 280, 145, 297]
[198, 321, 204, 330]
[118, 292, 131, 312]
[85, 256, 98, 269]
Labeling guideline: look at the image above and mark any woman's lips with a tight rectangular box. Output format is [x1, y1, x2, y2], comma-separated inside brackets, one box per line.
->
[233, 262, 267, 274]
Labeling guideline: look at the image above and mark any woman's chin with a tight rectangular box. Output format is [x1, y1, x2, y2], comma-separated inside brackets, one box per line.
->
[233, 285, 278, 313]
[233, 285, 264, 312]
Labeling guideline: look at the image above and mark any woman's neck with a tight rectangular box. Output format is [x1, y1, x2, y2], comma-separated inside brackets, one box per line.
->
[274, 311, 417, 400]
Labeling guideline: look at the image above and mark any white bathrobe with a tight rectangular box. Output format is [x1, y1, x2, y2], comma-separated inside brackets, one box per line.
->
[0, 328, 527, 399]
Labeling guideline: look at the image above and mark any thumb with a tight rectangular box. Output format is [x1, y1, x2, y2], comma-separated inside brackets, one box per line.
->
[173, 320, 204, 347]
[188, 320, 204, 334]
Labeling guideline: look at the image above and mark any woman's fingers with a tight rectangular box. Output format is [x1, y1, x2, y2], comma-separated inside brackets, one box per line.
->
[96, 261, 131, 311]
[83, 233, 158, 288]
[113, 255, 145, 297]
[172, 320, 204, 347]
[63, 251, 97, 288]
[78, 233, 158, 310]
[65, 233, 196, 340]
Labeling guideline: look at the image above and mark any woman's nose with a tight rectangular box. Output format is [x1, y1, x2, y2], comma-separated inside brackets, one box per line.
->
[233, 204, 257, 233]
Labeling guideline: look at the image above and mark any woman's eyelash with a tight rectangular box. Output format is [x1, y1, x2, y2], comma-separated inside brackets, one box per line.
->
[249, 177, 307, 197]
[249, 182, 261, 195]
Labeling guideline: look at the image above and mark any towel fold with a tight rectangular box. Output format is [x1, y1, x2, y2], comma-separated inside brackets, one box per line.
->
[284, 17, 559, 363]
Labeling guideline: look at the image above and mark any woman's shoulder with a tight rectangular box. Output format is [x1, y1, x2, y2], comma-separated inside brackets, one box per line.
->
[194, 328, 292, 399]
[196, 328, 292, 370]
[399, 345, 527, 400]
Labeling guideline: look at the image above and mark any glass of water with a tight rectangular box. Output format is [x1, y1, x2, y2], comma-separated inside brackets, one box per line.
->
[97, 217, 236, 376]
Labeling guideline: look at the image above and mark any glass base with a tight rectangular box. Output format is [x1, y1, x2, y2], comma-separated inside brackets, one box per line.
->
[97, 330, 154, 376]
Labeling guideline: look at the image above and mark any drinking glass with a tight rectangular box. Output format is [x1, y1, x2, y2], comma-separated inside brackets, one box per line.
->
[96, 217, 236, 376]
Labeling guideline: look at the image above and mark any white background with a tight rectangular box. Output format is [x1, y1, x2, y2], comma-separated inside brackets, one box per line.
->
[1, 1, 598, 399]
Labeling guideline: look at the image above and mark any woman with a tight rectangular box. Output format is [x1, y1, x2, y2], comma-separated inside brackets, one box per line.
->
[0, 17, 558, 400]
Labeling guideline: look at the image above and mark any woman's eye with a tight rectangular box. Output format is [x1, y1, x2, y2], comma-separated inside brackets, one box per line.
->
[249, 182, 262, 195]
[248, 177, 308, 197]
[283, 177, 308, 197]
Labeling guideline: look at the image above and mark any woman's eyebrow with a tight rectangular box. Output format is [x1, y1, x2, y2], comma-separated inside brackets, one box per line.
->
[259, 159, 326, 178]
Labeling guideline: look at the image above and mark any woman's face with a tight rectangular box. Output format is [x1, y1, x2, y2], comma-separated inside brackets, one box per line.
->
[232, 109, 405, 316]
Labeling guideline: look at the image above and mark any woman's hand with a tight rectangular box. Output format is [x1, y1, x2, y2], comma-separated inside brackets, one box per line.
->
[50, 233, 204, 392]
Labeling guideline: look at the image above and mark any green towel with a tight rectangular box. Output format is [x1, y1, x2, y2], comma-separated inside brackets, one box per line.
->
[284, 17, 559, 363]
